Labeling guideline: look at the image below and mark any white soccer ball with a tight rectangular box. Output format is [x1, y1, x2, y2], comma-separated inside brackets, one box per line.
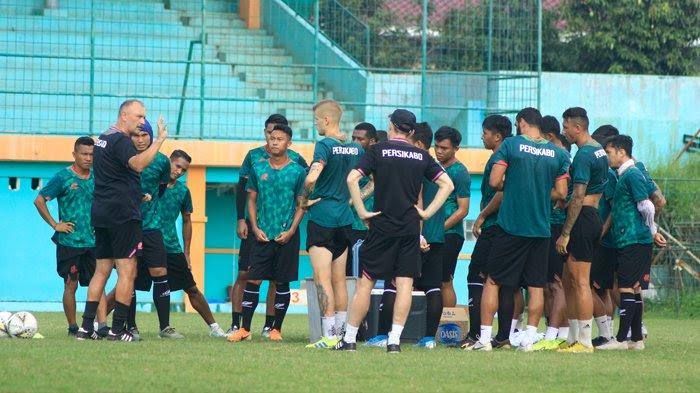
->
[7, 312, 38, 339]
[0, 311, 12, 338]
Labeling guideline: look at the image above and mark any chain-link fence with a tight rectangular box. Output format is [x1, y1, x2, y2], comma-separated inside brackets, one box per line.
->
[0, 0, 541, 144]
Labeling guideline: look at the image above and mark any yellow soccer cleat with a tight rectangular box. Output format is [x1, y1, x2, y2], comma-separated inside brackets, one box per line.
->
[305, 336, 339, 349]
[557, 342, 594, 353]
[532, 339, 560, 351]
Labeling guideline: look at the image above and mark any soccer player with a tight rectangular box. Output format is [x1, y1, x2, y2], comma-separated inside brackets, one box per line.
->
[303, 100, 363, 349]
[77, 100, 166, 341]
[34, 137, 107, 335]
[461, 115, 512, 349]
[347, 122, 378, 277]
[472, 107, 569, 352]
[335, 109, 454, 353]
[231, 114, 308, 337]
[556, 107, 609, 353]
[433, 127, 471, 307]
[130, 120, 184, 339]
[598, 135, 666, 350]
[227, 125, 307, 342]
[160, 149, 226, 337]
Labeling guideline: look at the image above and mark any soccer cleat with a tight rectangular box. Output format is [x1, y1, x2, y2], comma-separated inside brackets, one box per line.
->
[415, 337, 437, 349]
[227, 328, 252, 342]
[305, 336, 340, 349]
[557, 342, 594, 353]
[128, 327, 141, 342]
[387, 344, 401, 354]
[106, 329, 135, 342]
[261, 326, 272, 338]
[209, 326, 227, 338]
[592, 336, 610, 347]
[68, 325, 79, 336]
[75, 328, 100, 341]
[460, 335, 479, 350]
[32, 333, 45, 339]
[469, 340, 493, 351]
[596, 339, 628, 351]
[332, 339, 356, 351]
[532, 339, 561, 351]
[491, 338, 512, 350]
[517, 338, 534, 352]
[97, 325, 111, 338]
[558, 340, 574, 349]
[225, 326, 239, 338]
[269, 329, 283, 342]
[364, 334, 388, 348]
[158, 326, 185, 339]
[628, 340, 645, 351]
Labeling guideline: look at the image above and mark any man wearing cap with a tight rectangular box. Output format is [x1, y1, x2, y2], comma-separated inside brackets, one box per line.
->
[77, 99, 167, 342]
[335, 109, 454, 353]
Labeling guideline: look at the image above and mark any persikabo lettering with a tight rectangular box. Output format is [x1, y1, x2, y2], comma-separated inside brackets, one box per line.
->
[594, 149, 607, 159]
[518, 144, 555, 157]
[381, 149, 424, 160]
[332, 146, 360, 155]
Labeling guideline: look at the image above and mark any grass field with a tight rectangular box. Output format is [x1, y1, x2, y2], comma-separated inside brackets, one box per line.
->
[1, 312, 698, 392]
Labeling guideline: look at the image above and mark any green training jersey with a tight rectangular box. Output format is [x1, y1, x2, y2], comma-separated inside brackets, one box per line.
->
[240, 145, 308, 178]
[422, 178, 445, 244]
[159, 181, 193, 254]
[635, 161, 658, 196]
[443, 160, 471, 238]
[480, 153, 499, 230]
[598, 169, 618, 248]
[493, 135, 570, 238]
[39, 167, 95, 248]
[351, 176, 374, 231]
[247, 159, 306, 240]
[571, 141, 609, 195]
[140, 152, 171, 231]
[550, 148, 572, 226]
[307, 137, 363, 228]
[611, 166, 653, 248]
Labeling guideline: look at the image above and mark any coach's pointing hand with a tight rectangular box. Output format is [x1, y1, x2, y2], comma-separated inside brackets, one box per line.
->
[156, 115, 169, 141]
[54, 221, 74, 233]
[556, 233, 569, 255]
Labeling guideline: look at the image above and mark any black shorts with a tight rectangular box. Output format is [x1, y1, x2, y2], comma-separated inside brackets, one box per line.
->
[568, 206, 603, 262]
[486, 226, 549, 288]
[306, 220, 350, 261]
[134, 230, 167, 291]
[591, 245, 617, 290]
[346, 228, 367, 277]
[548, 224, 567, 283]
[237, 220, 254, 272]
[469, 225, 497, 283]
[415, 243, 443, 290]
[167, 253, 197, 291]
[616, 244, 653, 289]
[248, 231, 300, 282]
[359, 230, 421, 280]
[442, 233, 464, 282]
[56, 245, 96, 287]
[94, 220, 142, 260]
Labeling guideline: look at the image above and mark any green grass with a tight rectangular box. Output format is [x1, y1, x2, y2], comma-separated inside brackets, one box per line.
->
[2, 312, 699, 392]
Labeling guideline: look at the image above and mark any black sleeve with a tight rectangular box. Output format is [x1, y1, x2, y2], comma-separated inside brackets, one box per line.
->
[236, 176, 248, 220]
[355, 145, 377, 177]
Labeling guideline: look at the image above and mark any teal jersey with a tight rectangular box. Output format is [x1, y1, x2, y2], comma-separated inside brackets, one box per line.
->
[240, 146, 308, 178]
[422, 178, 445, 243]
[635, 161, 658, 196]
[247, 159, 306, 240]
[550, 148, 573, 226]
[307, 137, 363, 228]
[140, 152, 171, 231]
[159, 181, 193, 254]
[351, 176, 374, 231]
[571, 141, 609, 195]
[480, 154, 499, 230]
[493, 135, 570, 238]
[611, 166, 653, 248]
[598, 169, 618, 248]
[39, 167, 95, 248]
[443, 161, 471, 238]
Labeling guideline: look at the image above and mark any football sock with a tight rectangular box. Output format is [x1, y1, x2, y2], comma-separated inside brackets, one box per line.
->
[579, 318, 593, 347]
[557, 326, 569, 340]
[321, 317, 336, 338]
[615, 293, 636, 342]
[595, 315, 611, 339]
[334, 311, 347, 338]
[81, 301, 98, 332]
[273, 283, 291, 331]
[544, 326, 559, 341]
[111, 301, 129, 335]
[467, 282, 483, 338]
[388, 324, 404, 346]
[378, 285, 396, 336]
[231, 312, 242, 329]
[264, 315, 275, 329]
[567, 319, 579, 345]
[425, 288, 442, 338]
[496, 286, 515, 341]
[209, 322, 221, 330]
[479, 325, 493, 346]
[510, 319, 519, 335]
[151, 275, 171, 331]
[630, 293, 644, 342]
[242, 283, 260, 331]
[127, 291, 137, 329]
[344, 324, 359, 344]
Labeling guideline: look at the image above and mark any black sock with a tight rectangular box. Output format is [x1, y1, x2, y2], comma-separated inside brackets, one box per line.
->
[424, 288, 443, 337]
[631, 294, 644, 341]
[81, 301, 99, 331]
[127, 291, 137, 329]
[264, 315, 275, 329]
[273, 283, 291, 331]
[378, 283, 396, 336]
[231, 312, 242, 330]
[495, 286, 515, 342]
[242, 283, 260, 331]
[112, 301, 129, 335]
[616, 293, 637, 342]
[467, 282, 483, 339]
[152, 275, 171, 331]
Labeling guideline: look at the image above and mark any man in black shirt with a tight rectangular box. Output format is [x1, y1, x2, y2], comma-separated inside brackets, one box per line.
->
[334, 109, 454, 353]
[76, 99, 168, 342]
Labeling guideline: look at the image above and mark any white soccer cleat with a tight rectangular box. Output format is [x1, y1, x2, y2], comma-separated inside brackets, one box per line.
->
[597, 339, 628, 350]
[209, 326, 227, 338]
[628, 340, 645, 351]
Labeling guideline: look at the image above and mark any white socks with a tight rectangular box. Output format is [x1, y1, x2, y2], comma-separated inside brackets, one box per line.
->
[321, 316, 335, 338]
[544, 326, 559, 341]
[479, 325, 493, 345]
[335, 311, 347, 338]
[510, 319, 519, 335]
[595, 315, 611, 339]
[343, 324, 359, 344]
[579, 318, 593, 347]
[525, 325, 538, 343]
[388, 324, 404, 346]
[557, 326, 569, 340]
[567, 319, 579, 344]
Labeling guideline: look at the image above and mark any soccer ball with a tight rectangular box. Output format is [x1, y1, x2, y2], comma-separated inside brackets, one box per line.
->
[0, 311, 12, 338]
[7, 312, 38, 339]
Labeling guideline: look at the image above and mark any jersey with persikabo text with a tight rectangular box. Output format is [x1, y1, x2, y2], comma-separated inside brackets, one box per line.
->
[443, 161, 471, 238]
[40, 167, 95, 248]
[247, 159, 306, 240]
[598, 169, 618, 248]
[159, 181, 193, 254]
[91, 126, 141, 227]
[550, 147, 572, 225]
[480, 153, 499, 230]
[611, 167, 653, 248]
[351, 176, 374, 231]
[493, 135, 570, 238]
[571, 141, 609, 195]
[422, 178, 446, 243]
[239, 146, 308, 178]
[307, 137, 363, 228]
[140, 152, 171, 231]
[356, 139, 444, 237]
